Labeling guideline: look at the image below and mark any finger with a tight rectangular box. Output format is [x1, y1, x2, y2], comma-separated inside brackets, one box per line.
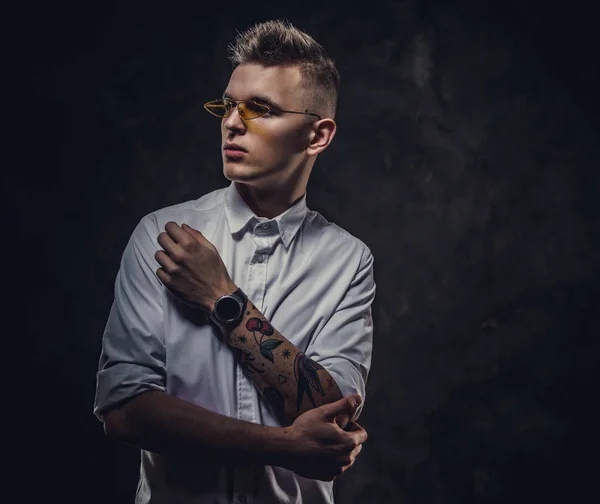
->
[155, 249, 179, 274]
[181, 223, 207, 243]
[338, 443, 362, 475]
[335, 413, 350, 430]
[340, 457, 356, 474]
[319, 395, 362, 421]
[350, 442, 363, 459]
[345, 423, 368, 445]
[165, 221, 193, 246]
[156, 266, 171, 286]
[345, 420, 364, 432]
[157, 231, 185, 262]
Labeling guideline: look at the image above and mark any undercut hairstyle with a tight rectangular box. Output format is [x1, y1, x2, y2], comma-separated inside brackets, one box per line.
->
[227, 20, 340, 119]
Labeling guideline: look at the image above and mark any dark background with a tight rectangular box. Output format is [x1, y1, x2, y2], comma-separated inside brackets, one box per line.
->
[10, 0, 599, 502]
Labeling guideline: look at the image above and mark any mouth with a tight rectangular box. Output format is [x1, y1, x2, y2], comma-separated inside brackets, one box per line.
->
[223, 144, 247, 159]
[224, 149, 247, 159]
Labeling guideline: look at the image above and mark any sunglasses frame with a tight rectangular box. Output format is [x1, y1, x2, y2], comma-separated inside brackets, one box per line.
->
[204, 98, 322, 121]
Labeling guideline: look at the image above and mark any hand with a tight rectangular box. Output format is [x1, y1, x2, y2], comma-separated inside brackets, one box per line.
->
[155, 222, 237, 312]
[282, 395, 368, 481]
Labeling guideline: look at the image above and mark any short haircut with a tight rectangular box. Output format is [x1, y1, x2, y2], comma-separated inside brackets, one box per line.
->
[227, 19, 340, 119]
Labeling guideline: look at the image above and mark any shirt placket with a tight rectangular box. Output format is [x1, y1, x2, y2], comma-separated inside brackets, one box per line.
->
[233, 220, 279, 504]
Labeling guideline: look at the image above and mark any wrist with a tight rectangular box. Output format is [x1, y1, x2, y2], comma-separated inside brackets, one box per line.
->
[264, 426, 300, 468]
[206, 281, 239, 313]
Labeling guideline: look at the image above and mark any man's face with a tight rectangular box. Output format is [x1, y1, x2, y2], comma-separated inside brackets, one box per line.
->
[220, 63, 315, 188]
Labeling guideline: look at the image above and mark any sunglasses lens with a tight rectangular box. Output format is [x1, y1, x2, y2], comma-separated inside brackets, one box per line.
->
[240, 101, 270, 119]
[205, 100, 270, 119]
[205, 100, 230, 117]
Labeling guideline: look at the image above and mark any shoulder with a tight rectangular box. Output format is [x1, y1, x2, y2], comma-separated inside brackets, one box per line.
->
[136, 186, 227, 231]
[303, 209, 374, 266]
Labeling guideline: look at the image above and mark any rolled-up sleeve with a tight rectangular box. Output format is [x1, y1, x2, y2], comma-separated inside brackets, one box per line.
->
[306, 246, 376, 421]
[93, 213, 167, 422]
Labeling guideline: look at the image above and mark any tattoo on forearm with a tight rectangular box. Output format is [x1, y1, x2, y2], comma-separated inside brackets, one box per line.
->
[293, 352, 326, 412]
[326, 376, 338, 391]
[233, 347, 264, 376]
[263, 387, 285, 419]
[228, 310, 338, 418]
[246, 317, 283, 363]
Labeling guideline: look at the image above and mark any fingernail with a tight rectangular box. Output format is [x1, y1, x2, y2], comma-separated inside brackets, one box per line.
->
[355, 395, 362, 406]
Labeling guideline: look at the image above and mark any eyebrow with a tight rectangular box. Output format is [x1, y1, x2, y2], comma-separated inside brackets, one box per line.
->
[222, 92, 284, 111]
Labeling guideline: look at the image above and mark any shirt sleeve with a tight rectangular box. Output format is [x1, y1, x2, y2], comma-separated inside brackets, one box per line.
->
[93, 213, 167, 422]
[305, 246, 376, 422]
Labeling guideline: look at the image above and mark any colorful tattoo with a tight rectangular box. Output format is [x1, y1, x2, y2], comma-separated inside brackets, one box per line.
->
[282, 349, 291, 359]
[246, 317, 283, 363]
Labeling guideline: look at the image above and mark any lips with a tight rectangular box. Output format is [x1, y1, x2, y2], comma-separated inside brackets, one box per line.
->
[223, 143, 247, 152]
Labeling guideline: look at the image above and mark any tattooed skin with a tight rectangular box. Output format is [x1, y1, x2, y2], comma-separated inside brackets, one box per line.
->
[293, 352, 326, 412]
[246, 317, 283, 363]
[219, 300, 344, 424]
[263, 387, 285, 419]
[233, 347, 264, 376]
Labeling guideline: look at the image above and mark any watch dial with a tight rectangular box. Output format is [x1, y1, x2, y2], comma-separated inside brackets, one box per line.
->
[220, 296, 240, 321]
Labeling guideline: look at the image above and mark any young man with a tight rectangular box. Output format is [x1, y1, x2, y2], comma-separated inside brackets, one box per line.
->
[94, 19, 376, 504]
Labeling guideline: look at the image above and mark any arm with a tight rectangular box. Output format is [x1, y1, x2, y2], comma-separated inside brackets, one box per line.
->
[103, 389, 367, 481]
[96, 217, 367, 481]
[217, 245, 376, 428]
[103, 390, 292, 466]
[155, 222, 376, 429]
[217, 298, 344, 427]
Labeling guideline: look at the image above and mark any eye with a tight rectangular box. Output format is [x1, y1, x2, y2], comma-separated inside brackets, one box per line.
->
[261, 106, 280, 117]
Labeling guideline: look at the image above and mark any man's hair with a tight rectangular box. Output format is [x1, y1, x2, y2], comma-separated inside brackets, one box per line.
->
[227, 19, 339, 119]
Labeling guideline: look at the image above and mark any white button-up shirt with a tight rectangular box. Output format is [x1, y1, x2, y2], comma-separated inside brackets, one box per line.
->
[94, 181, 376, 504]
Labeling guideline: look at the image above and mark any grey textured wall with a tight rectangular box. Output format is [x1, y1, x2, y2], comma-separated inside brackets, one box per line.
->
[12, 0, 599, 502]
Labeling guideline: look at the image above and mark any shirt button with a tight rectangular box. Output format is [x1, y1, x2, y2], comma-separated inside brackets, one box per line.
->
[256, 254, 265, 263]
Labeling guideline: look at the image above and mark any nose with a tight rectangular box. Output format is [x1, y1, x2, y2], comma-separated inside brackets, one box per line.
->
[223, 103, 246, 132]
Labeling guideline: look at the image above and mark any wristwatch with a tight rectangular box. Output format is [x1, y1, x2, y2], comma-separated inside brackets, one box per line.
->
[209, 287, 248, 329]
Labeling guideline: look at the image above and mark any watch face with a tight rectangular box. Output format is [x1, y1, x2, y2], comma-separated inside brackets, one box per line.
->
[218, 296, 241, 322]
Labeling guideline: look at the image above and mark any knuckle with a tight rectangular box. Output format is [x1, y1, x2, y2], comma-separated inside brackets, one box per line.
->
[180, 238, 198, 252]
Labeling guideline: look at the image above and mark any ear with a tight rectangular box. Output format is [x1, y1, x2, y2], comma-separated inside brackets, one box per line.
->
[306, 118, 337, 156]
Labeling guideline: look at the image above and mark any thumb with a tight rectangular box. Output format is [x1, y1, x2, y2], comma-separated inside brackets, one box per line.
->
[321, 395, 362, 420]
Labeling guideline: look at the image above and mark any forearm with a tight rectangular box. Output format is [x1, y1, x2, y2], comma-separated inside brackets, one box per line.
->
[220, 298, 344, 426]
[103, 390, 295, 466]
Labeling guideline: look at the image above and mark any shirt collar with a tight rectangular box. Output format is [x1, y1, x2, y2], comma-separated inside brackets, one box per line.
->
[223, 181, 308, 249]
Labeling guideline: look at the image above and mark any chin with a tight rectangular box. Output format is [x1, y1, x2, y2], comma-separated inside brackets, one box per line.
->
[223, 162, 265, 183]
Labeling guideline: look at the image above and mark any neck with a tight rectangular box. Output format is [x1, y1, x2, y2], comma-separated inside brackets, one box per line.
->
[234, 157, 313, 218]
[235, 181, 305, 219]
